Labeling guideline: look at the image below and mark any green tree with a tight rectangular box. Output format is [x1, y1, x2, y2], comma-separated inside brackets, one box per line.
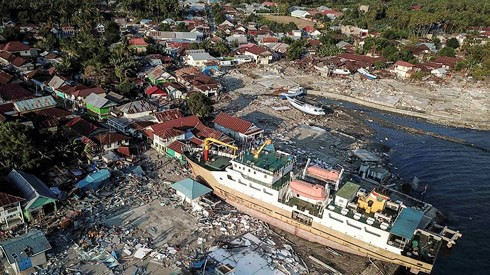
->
[176, 22, 187, 32]
[287, 40, 305, 60]
[104, 21, 121, 45]
[317, 44, 342, 57]
[159, 23, 172, 31]
[446, 38, 460, 49]
[1, 26, 23, 41]
[0, 122, 81, 174]
[118, 80, 136, 96]
[215, 13, 227, 25]
[439, 47, 456, 57]
[55, 57, 73, 76]
[187, 92, 213, 117]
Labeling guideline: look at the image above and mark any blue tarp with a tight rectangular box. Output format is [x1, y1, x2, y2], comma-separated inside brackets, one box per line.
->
[390, 208, 424, 240]
[171, 178, 212, 200]
[77, 169, 111, 190]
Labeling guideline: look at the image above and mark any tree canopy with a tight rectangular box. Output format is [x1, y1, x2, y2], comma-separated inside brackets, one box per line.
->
[0, 122, 82, 175]
[187, 92, 214, 117]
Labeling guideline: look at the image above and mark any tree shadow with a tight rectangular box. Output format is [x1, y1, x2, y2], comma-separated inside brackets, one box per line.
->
[240, 111, 284, 133]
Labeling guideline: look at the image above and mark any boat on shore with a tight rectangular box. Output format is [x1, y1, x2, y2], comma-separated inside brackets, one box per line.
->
[357, 68, 377, 80]
[184, 139, 462, 274]
[279, 86, 306, 99]
[286, 96, 325, 115]
[332, 68, 351, 75]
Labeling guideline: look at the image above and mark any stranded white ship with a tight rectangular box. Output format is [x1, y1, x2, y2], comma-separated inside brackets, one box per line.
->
[185, 139, 461, 273]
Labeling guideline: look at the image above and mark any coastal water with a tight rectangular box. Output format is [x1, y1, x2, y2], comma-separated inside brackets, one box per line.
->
[318, 98, 490, 274]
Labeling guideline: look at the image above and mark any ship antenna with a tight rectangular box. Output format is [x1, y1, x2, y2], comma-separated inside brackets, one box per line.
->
[302, 158, 311, 179]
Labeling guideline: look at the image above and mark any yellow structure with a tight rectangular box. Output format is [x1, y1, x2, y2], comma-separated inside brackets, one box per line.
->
[253, 139, 272, 159]
[358, 190, 389, 214]
[203, 138, 238, 161]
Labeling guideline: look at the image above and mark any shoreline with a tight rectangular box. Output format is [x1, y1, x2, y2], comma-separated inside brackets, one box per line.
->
[308, 90, 490, 131]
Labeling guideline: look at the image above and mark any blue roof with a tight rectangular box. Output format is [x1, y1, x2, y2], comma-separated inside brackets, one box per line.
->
[0, 230, 51, 265]
[77, 169, 111, 189]
[171, 178, 212, 200]
[390, 208, 424, 240]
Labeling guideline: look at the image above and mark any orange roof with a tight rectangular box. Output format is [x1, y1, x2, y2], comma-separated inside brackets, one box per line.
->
[394, 60, 414, 67]
[213, 112, 252, 134]
[307, 166, 341, 182]
[130, 37, 149, 47]
[289, 180, 327, 201]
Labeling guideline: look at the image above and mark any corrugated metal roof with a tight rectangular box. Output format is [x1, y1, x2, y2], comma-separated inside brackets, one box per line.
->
[213, 112, 253, 134]
[390, 208, 424, 240]
[171, 178, 212, 200]
[7, 170, 58, 202]
[0, 230, 51, 264]
[84, 93, 115, 108]
[0, 192, 24, 207]
[118, 100, 156, 114]
[14, 96, 56, 113]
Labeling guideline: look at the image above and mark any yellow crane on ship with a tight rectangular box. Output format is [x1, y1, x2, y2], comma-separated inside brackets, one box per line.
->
[253, 139, 272, 159]
[203, 138, 238, 161]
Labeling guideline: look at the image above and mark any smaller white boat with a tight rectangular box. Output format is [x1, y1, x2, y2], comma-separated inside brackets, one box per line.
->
[332, 68, 350, 75]
[357, 68, 377, 80]
[280, 86, 306, 99]
[286, 96, 325, 115]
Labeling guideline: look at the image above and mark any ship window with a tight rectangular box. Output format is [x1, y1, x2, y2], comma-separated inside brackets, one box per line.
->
[248, 169, 251, 172]
[365, 227, 381, 237]
[264, 189, 273, 196]
[347, 220, 362, 230]
[329, 213, 344, 223]
[250, 184, 261, 191]
[254, 171, 256, 174]
[227, 175, 234, 181]
[264, 175, 267, 179]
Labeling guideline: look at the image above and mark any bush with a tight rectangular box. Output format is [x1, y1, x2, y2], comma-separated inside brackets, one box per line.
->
[439, 47, 456, 57]
[446, 38, 460, 49]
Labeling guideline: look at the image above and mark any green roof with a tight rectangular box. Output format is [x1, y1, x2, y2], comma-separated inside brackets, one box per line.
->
[336, 181, 360, 199]
[239, 150, 291, 173]
[171, 178, 212, 200]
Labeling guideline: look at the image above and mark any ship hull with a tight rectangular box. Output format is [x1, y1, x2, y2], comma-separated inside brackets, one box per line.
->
[187, 156, 433, 274]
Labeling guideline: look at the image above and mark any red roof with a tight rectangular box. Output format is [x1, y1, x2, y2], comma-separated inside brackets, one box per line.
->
[167, 140, 185, 154]
[434, 56, 458, 67]
[145, 86, 167, 96]
[0, 83, 33, 101]
[262, 1, 278, 7]
[289, 180, 327, 201]
[241, 45, 267, 55]
[213, 112, 253, 134]
[411, 5, 422, 11]
[321, 9, 342, 16]
[129, 37, 149, 47]
[1, 41, 30, 52]
[94, 132, 129, 145]
[261, 36, 279, 43]
[0, 192, 24, 207]
[154, 128, 184, 139]
[72, 86, 106, 98]
[11, 56, 28, 67]
[117, 146, 132, 157]
[194, 122, 224, 140]
[394, 60, 414, 67]
[32, 107, 71, 118]
[0, 71, 13, 85]
[65, 117, 100, 137]
[303, 26, 316, 33]
[0, 103, 15, 114]
[149, 115, 200, 132]
[154, 109, 183, 122]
